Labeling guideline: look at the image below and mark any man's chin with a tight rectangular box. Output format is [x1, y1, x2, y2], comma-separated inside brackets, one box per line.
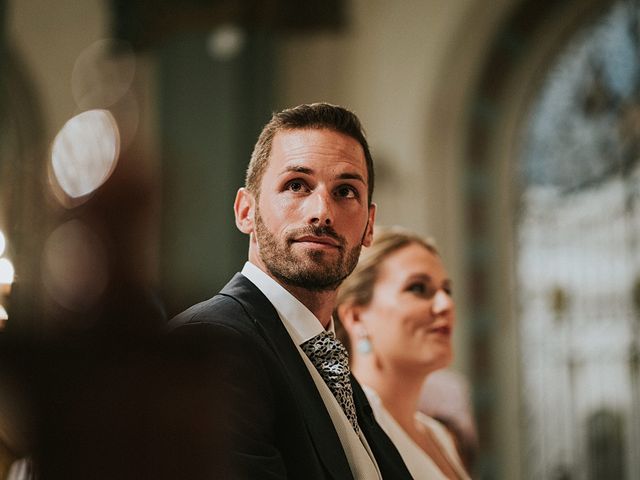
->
[286, 277, 344, 292]
[271, 265, 346, 292]
[291, 244, 341, 261]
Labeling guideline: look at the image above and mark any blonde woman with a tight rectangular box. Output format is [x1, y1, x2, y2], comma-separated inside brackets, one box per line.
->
[336, 226, 471, 479]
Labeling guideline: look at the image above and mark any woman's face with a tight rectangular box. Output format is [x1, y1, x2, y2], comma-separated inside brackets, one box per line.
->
[359, 243, 455, 374]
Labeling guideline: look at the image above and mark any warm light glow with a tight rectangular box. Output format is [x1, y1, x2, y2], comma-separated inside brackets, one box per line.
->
[108, 91, 139, 152]
[50, 109, 120, 202]
[72, 38, 136, 110]
[70, 39, 139, 152]
[0, 258, 14, 285]
[42, 220, 109, 312]
[207, 24, 246, 60]
[0, 230, 5, 257]
[0, 305, 7, 322]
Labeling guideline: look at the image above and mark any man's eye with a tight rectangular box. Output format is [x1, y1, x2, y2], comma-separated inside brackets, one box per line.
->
[287, 181, 306, 192]
[335, 186, 357, 198]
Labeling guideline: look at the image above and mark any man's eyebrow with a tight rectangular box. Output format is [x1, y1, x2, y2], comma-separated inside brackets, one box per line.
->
[337, 172, 366, 184]
[279, 166, 366, 185]
[280, 165, 313, 175]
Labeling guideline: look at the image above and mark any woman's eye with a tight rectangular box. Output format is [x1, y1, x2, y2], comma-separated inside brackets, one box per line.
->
[407, 282, 437, 298]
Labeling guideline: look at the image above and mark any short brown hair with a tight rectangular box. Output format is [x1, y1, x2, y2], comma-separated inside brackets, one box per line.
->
[245, 103, 375, 202]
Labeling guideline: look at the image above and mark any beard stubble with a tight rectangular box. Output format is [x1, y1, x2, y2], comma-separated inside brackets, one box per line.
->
[254, 209, 363, 291]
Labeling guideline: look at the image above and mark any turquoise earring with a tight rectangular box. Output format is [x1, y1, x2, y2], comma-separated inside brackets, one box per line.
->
[356, 331, 372, 354]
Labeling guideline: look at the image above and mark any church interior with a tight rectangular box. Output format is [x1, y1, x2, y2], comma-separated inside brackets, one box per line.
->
[1, 0, 639, 478]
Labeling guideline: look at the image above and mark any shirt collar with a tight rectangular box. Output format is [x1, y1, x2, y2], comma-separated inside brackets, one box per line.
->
[241, 262, 334, 344]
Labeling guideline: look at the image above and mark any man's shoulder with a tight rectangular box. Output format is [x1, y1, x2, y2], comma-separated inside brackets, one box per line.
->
[168, 273, 270, 333]
[170, 293, 239, 326]
[166, 293, 263, 363]
[169, 301, 248, 334]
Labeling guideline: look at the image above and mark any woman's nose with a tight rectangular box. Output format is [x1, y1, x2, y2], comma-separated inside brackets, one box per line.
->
[432, 289, 454, 314]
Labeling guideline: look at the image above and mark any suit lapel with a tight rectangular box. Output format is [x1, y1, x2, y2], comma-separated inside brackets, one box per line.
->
[220, 274, 353, 480]
[351, 377, 413, 479]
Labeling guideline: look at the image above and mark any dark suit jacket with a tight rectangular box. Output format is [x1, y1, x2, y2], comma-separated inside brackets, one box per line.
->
[169, 273, 412, 479]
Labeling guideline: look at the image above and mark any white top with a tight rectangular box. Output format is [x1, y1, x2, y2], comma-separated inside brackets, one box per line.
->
[363, 385, 471, 480]
[241, 262, 382, 480]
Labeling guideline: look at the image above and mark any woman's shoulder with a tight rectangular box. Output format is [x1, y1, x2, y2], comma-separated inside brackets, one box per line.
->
[415, 412, 458, 454]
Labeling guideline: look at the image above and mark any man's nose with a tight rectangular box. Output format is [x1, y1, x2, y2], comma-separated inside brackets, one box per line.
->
[432, 289, 454, 315]
[307, 189, 334, 226]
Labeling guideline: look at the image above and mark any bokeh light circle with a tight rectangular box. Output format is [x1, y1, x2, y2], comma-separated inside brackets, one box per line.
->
[207, 24, 246, 60]
[0, 258, 14, 285]
[50, 109, 120, 202]
[72, 38, 136, 110]
[42, 220, 109, 312]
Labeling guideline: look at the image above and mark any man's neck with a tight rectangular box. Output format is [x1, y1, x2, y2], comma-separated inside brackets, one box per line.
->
[275, 281, 336, 330]
[246, 253, 336, 329]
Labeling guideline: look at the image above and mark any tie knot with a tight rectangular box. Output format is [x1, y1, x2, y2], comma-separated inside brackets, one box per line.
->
[301, 331, 348, 363]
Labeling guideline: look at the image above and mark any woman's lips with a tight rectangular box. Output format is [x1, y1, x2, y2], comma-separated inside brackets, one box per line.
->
[429, 325, 451, 336]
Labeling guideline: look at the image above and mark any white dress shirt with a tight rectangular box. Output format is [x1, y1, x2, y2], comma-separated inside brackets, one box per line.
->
[241, 262, 382, 480]
[363, 385, 470, 480]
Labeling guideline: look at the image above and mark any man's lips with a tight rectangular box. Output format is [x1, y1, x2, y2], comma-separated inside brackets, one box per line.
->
[292, 235, 341, 248]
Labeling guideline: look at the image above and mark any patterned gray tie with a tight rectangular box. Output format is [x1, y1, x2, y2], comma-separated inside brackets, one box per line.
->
[300, 330, 360, 434]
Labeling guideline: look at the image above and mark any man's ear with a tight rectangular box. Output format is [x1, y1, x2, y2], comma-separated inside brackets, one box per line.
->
[234, 188, 255, 234]
[362, 203, 376, 247]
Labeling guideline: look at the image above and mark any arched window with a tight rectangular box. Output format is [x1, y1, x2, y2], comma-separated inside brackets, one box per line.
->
[517, 1, 640, 477]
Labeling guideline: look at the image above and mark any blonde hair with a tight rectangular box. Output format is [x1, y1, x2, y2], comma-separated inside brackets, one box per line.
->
[335, 225, 439, 331]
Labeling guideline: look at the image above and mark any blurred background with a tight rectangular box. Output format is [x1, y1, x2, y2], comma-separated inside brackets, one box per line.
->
[1, 0, 640, 478]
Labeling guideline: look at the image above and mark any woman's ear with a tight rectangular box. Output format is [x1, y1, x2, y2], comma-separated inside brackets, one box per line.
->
[338, 303, 372, 356]
[337, 302, 363, 337]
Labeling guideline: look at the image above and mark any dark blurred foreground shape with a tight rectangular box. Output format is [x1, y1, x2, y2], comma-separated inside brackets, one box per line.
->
[0, 154, 235, 479]
[0, 327, 234, 480]
[0, 2, 352, 477]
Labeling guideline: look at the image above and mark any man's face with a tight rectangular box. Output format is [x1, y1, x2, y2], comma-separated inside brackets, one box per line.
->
[240, 128, 375, 291]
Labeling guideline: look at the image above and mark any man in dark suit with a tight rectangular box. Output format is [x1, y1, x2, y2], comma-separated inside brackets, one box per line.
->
[171, 103, 412, 479]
